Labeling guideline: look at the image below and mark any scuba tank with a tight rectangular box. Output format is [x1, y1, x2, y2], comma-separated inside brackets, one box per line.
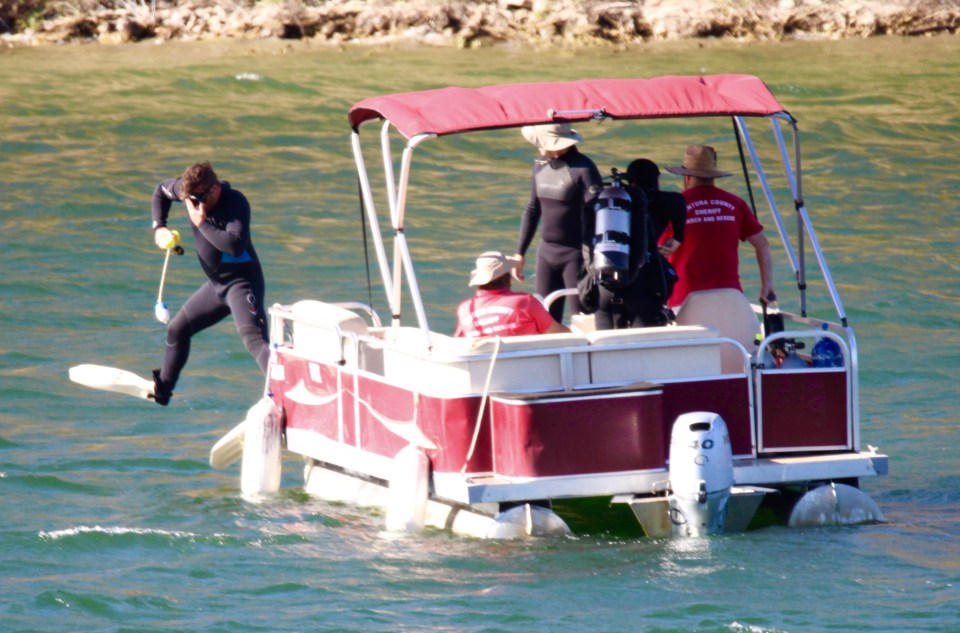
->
[591, 169, 640, 287]
[779, 344, 809, 369]
[759, 298, 812, 368]
[753, 333, 777, 369]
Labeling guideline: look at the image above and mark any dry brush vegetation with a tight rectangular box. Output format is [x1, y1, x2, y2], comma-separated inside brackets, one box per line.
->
[1, 0, 958, 47]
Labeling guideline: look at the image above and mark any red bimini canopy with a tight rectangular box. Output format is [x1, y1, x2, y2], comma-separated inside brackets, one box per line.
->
[348, 75, 788, 139]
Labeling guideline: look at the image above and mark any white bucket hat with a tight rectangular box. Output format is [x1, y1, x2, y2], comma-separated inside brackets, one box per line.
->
[521, 123, 583, 152]
[469, 251, 522, 287]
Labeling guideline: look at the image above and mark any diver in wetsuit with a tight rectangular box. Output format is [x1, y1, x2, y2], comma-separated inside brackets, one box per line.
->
[515, 123, 603, 323]
[583, 161, 686, 330]
[625, 158, 685, 257]
[149, 161, 269, 405]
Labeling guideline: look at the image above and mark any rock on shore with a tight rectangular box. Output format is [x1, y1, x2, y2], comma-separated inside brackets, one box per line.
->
[3, 0, 958, 48]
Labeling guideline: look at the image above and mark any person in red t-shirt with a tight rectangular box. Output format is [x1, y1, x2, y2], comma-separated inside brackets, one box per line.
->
[454, 251, 571, 338]
[662, 145, 776, 309]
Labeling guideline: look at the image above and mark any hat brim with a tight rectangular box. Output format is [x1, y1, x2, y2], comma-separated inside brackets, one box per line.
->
[539, 134, 582, 151]
[521, 126, 583, 151]
[521, 126, 540, 147]
[469, 254, 521, 286]
[664, 165, 732, 178]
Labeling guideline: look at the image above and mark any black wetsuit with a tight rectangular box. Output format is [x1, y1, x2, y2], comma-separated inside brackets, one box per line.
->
[151, 178, 269, 394]
[516, 147, 603, 322]
[585, 185, 686, 329]
[644, 187, 687, 247]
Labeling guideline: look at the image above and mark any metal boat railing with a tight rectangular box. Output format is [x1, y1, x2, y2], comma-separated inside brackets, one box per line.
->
[355, 116, 849, 321]
[349, 100, 861, 435]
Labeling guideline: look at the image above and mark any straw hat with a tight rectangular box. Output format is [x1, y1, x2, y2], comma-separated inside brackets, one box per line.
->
[665, 145, 732, 179]
[469, 251, 521, 287]
[521, 123, 583, 152]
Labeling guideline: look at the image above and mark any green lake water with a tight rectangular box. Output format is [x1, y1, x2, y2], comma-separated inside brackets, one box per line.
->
[1, 35, 958, 632]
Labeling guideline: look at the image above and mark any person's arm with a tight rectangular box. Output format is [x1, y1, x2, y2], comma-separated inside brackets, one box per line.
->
[514, 172, 541, 281]
[545, 320, 571, 334]
[151, 178, 179, 249]
[628, 186, 650, 271]
[667, 192, 687, 243]
[659, 237, 681, 257]
[581, 191, 596, 267]
[195, 190, 251, 257]
[578, 157, 605, 266]
[530, 294, 571, 334]
[453, 297, 477, 337]
[656, 192, 685, 256]
[746, 230, 776, 303]
[581, 158, 604, 209]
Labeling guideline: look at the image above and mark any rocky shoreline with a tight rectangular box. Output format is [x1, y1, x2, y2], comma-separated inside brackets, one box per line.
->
[2, 0, 958, 48]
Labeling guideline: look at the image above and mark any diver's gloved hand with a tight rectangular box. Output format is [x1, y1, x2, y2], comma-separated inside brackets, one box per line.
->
[154, 227, 183, 254]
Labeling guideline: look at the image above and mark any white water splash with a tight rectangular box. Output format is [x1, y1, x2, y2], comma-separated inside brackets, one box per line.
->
[38, 525, 199, 540]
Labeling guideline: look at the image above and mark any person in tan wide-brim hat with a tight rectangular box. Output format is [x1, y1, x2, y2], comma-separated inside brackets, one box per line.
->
[468, 251, 522, 287]
[514, 122, 603, 323]
[661, 143, 777, 372]
[520, 123, 584, 153]
[661, 143, 776, 315]
[664, 145, 732, 179]
[453, 251, 570, 338]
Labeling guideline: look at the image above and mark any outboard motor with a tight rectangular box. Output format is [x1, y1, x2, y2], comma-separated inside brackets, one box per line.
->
[591, 169, 633, 286]
[668, 412, 734, 537]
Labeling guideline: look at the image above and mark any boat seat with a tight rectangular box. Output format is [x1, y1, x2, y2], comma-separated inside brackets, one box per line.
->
[570, 313, 596, 333]
[380, 327, 590, 395]
[586, 325, 722, 385]
[674, 289, 760, 374]
[289, 300, 371, 368]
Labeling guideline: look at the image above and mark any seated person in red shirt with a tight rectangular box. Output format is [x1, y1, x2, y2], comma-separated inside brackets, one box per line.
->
[454, 251, 571, 337]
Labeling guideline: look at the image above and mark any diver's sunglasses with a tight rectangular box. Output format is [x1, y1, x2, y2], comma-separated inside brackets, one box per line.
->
[188, 189, 211, 204]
